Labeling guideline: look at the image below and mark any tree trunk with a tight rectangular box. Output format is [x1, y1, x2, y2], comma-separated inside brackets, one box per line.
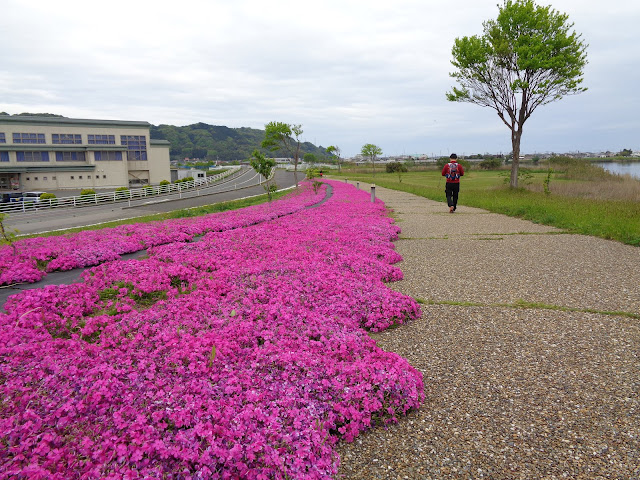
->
[294, 145, 300, 187]
[293, 164, 299, 188]
[292, 153, 299, 188]
[510, 129, 522, 188]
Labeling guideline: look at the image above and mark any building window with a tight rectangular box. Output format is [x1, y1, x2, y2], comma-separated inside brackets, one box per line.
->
[52, 133, 82, 144]
[13, 133, 46, 144]
[103, 175, 106, 179]
[121, 135, 147, 161]
[43, 177, 48, 181]
[52, 176, 56, 180]
[87, 175, 91, 179]
[55, 151, 86, 162]
[0, 152, 8, 162]
[16, 151, 49, 162]
[34, 177, 39, 181]
[0, 133, 5, 143]
[88, 134, 115, 145]
[70, 176, 74, 180]
[79, 176, 83, 179]
[26, 177, 30, 181]
[94, 151, 123, 161]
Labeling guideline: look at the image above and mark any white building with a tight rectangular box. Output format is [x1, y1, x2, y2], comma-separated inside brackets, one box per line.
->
[174, 167, 207, 183]
[0, 115, 170, 191]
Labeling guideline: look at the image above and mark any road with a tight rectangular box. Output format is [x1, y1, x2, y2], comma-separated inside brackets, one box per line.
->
[0, 169, 304, 308]
[4, 169, 301, 235]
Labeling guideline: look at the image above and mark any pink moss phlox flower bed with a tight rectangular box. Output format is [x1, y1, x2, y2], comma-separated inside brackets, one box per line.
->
[0, 187, 326, 286]
[0, 181, 424, 479]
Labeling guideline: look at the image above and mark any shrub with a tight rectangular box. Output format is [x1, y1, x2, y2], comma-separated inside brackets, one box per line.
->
[479, 158, 502, 170]
[174, 177, 194, 184]
[80, 189, 96, 196]
[436, 158, 471, 170]
[386, 162, 408, 174]
[159, 180, 170, 186]
[38, 193, 57, 207]
[306, 168, 321, 179]
[436, 157, 449, 169]
[115, 187, 130, 199]
[548, 156, 614, 181]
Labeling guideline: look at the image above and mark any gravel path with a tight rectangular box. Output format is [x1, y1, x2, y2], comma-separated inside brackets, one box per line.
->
[336, 183, 640, 479]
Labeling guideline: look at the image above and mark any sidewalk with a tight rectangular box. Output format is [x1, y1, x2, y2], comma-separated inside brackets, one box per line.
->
[337, 182, 640, 479]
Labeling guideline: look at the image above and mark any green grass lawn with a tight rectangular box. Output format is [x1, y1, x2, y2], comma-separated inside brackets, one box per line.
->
[330, 168, 640, 246]
[4, 168, 639, 247]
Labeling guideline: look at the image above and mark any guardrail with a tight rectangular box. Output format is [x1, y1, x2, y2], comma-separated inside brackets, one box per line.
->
[0, 166, 242, 216]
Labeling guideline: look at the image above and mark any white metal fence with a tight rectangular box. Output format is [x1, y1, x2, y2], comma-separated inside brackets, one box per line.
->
[0, 166, 242, 216]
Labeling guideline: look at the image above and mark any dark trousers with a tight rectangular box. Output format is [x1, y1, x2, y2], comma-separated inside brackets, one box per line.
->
[445, 182, 460, 208]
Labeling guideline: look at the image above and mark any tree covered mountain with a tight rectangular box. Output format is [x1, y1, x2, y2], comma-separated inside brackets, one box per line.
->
[1, 113, 327, 163]
[150, 122, 328, 162]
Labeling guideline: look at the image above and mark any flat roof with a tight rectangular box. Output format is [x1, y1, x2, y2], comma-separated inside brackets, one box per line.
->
[0, 115, 150, 128]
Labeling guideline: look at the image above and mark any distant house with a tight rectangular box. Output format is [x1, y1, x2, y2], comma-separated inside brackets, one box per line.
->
[0, 115, 170, 191]
[172, 167, 206, 183]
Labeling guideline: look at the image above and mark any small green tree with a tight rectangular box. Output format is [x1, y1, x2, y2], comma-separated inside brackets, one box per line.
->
[447, 0, 588, 188]
[326, 145, 342, 172]
[0, 213, 18, 256]
[262, 122, 303, 185]
[543, 167, 553, 195]
[250, 149, 277, 201]
[361, 143, 382, 176]
[306, 168, 325, 193]
[306, 168, 320, 180]
[386, 162, 407, 174]
[386, 162, 408, 182]
[303, 153, 317, 165]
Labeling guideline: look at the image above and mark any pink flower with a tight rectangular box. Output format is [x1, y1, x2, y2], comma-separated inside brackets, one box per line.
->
[0, 181, 423, 479]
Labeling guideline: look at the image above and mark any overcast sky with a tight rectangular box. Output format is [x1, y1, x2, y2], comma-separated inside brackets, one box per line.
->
[2, 0, 639, 157]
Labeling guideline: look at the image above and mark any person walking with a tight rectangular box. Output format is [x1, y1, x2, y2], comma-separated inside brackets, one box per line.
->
[442, 153, 464, 213]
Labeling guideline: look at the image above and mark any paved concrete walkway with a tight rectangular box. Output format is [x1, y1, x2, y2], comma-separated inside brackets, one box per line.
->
[337, 182, 639, 479]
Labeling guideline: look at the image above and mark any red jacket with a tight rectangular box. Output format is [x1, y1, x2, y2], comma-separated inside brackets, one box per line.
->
[442, 160, 464, 183]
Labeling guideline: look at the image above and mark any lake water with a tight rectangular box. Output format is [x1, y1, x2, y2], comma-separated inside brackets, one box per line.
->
[596, 161, 640, 179]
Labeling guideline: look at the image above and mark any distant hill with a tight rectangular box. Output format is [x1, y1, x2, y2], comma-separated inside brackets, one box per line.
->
[0, 112, 65, 117]
[150, 122, 327, 162]
[1, 113, 327, 162]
